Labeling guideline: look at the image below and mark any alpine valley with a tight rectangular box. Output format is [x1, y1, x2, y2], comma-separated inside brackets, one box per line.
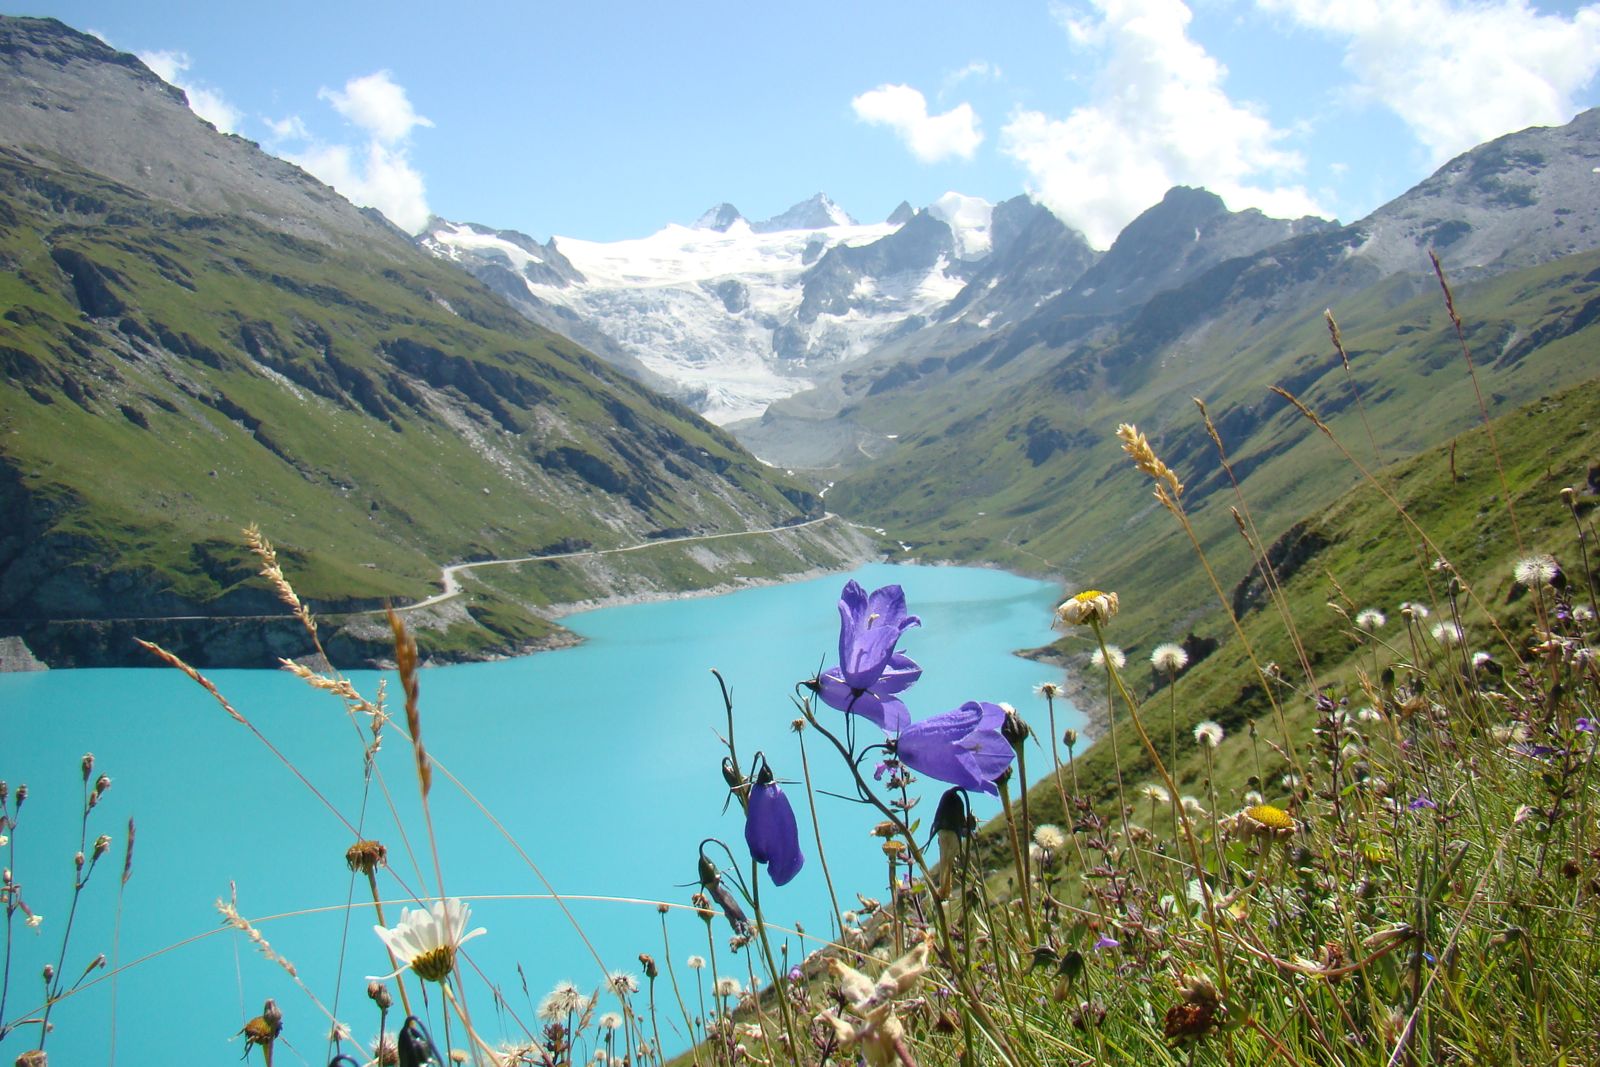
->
[420, 107, 1600, 652]
[4, 12, 1600, 672]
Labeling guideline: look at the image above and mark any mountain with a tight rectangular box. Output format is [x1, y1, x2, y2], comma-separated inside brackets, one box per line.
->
[751, 193, 855, 232]
[1057, 186, 1333, 317]
[694, 202, 745, 232]
[0, 16, 867, 667]
[420, 192, 1000, 424]
[0, 17, 408, 254]
[823, 108, 1600, 632]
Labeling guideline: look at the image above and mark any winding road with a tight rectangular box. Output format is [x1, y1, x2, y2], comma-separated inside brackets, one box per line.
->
[28, 514, 845, 627]
[396, 512, 840, 613]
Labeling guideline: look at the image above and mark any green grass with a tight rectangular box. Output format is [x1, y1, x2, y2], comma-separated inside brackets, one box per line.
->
[0, 152, 851, 663]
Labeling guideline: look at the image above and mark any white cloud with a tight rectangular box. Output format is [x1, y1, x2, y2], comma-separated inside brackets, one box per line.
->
[1000, 0, 1323, 248]
[852, 84, 984, 163]
[1258, 0, 1600, 164]
[318, 70, 433, 145]
[279, 71, 434, 234]
[137, 49, 243, 133]
[945, 60, 1002, 88]
[289, 142, 432, 232]
[262, 114, 311, 143]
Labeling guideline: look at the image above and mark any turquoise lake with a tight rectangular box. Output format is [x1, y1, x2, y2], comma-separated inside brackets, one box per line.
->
[0, 563, 1075, 1064]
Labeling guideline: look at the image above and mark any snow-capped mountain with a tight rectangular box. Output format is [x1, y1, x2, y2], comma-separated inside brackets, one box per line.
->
[419, 193, 1000, 424]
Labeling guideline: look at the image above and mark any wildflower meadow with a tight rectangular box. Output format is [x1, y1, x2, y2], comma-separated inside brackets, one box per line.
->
[3, 287, 1599, 1067]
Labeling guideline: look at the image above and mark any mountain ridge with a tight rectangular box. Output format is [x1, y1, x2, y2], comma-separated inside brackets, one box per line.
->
[0, 14, 870, 667]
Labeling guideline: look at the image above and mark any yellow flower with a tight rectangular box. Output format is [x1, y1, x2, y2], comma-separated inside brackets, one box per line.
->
[1244, 804, 1295, 832]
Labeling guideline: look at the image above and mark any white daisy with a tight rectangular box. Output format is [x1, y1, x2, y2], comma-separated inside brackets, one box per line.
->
[372, 898, 485, 983]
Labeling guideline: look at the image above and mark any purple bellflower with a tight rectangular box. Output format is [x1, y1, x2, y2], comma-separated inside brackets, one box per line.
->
[744, 759, 804, 887]
[812, 651, 922, 731]
[837, 581, 920, 690]
[895, 700, 1015, 795]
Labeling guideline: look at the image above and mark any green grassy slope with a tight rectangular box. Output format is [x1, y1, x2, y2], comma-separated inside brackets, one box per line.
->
[0, 151, 849, 664]
[830, 247, 1600, 658]
[989, 367, 1600, 854]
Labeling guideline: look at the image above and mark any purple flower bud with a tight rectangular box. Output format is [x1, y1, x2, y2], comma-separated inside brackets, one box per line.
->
[744, 760, 804, 887]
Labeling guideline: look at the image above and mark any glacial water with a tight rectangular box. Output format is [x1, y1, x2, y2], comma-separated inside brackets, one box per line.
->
[0, 563, 1076, 1064]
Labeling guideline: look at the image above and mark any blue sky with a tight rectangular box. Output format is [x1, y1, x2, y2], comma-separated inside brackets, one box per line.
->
[21, 0, 1600, 246]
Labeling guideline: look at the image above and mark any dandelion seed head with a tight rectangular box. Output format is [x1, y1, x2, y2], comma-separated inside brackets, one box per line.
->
[371, 1032, 399, 1066]
[1033, 824, 1066, 851]
[1180, 795, 1207, 815]
[1090, 645, 1126, 670]
[1193, 720, 1224, 748]
[1152, 643, 1189, 673]
[1400, 601, 1430, 620]
[714, 977, 742, 998]
[606, 970, 639, 995]
[1492, 723, 1531, 744]
[1431, 622, 1463, 646]
[542, 980, 585, 1020]
[1513, 554, 1560, 587]
[1034, 681, 1063, 699]
[1355, 608, 1386, 631]
[685, 955, 705, 971]
[1139, 783, 1170, 804]
[599, 1012, 622, 1031]
[1243, 791, 1264, 806]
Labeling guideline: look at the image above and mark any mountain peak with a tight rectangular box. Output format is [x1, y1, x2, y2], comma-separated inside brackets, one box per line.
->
[693, 202, 745, 232]
[886, 200, 915, 225]
[752, 194, 855, 233]
[0, 14, 407, 253]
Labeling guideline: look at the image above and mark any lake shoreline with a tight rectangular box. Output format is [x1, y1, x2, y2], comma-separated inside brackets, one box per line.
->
[1, 548, 1072, 673]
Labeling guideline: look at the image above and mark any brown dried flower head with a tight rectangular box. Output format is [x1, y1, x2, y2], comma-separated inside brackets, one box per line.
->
[346, 839, 389, 876]
[1163, 973, 1223, 1042]
[1055, 589, 1120, 628]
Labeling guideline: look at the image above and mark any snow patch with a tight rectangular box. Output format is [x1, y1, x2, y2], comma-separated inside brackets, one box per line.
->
[927, 192, 994, 259]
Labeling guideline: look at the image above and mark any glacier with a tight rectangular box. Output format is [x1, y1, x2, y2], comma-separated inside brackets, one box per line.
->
[421, 194, 995, 425]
